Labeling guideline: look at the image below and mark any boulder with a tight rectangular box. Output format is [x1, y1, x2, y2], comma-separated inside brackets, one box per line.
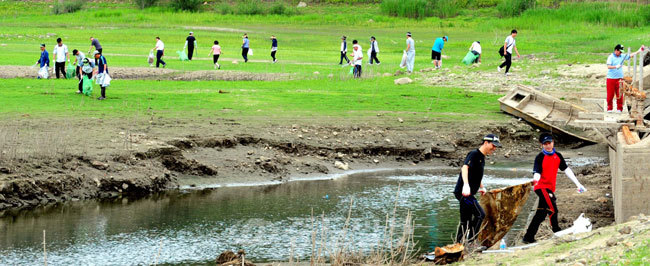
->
[394, 77, 413, 85]
[334, 161, 349, 170]
[297, 1, 307, 7]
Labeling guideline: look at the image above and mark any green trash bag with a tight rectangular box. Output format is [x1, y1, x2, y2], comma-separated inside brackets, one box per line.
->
[349, 65, 354, 75]
[66, 64, 76, 79]
[177, 50, 189, 61]
[462, 51, 479, 65]
[82, 75, 93, 96]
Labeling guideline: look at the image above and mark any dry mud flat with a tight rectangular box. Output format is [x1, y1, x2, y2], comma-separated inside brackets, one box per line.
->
[0, 65, 291, 81]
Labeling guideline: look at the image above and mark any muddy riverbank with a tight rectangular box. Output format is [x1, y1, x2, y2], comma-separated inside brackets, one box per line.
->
[0, 116, 614, 232]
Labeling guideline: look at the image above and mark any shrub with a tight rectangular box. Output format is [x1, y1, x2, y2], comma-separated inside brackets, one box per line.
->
[134, 0, 158, 9]
[497, 0, 535, 17]
[52, 0, 84, 15]
[269, 2, 290, 15]
[170, 0, 202, 12]
[219, 4, 234, 15]
[380, 0, 434, 19]
[473, 0, 500, 8]
[237, 0, 264, 15]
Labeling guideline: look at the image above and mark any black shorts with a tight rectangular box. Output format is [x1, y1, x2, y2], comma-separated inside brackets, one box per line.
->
[431, 50, 441, 60]
[213, 54, 220, 64]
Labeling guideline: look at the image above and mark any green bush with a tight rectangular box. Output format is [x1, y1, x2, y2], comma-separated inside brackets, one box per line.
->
[381, 0, 462, 19]
[380, 0, 434, 19]
[134, 0, 158, 9]
[237, 0, 264, 15]
[269, 2, 290, 15]
[473, 0, 500, 8]
[497, 0, 535, 17]
[52, 0, 84, 15]
[219, 4, 234, 15]
[170, 0, 202, 12]
[521, 2, 650, 28]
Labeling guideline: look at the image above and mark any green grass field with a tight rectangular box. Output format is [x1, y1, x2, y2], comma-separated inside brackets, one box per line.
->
[0, 1, 648, 122]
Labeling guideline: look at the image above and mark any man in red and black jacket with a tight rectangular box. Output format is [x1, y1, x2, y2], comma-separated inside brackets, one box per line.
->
[523, 133, 586, 244]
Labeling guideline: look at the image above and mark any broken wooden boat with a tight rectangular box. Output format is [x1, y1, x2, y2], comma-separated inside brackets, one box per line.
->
[498, 85, 600, 144]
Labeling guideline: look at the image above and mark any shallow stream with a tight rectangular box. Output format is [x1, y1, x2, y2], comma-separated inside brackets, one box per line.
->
[0, 168, 533, 265]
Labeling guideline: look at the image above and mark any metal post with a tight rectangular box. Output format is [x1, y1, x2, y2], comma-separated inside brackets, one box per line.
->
[633, 50, 637, 82]
[628, 47, 631, 76]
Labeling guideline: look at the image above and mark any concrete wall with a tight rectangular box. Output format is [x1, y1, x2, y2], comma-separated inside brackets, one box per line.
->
[612, 133, 650, 223]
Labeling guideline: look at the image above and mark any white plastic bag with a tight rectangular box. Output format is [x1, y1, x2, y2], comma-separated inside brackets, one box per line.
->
[399, 50, 407, 68]
[554, 213, 592, 237]
[148, 50, 154, 66]
[367, 48, 372, 59]
[38, 66, 49, 79]
[101, 73, 111, 87]
[248, 49, 253, 55]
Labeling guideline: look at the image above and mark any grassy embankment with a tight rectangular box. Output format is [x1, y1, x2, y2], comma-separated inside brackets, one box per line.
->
[0, 1, 648, 122]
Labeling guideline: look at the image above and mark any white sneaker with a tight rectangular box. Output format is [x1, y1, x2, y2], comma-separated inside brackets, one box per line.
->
[498, 67, 502, 72]
[505, 73, 510, 76]
[377, 63, 380, 65]
[606, 110, 613, 113]
[615, 110, 622, 113]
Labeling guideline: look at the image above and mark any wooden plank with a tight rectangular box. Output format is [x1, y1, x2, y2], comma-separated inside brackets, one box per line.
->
[578, 112, 605, 120]
[622, 125, 641, 145]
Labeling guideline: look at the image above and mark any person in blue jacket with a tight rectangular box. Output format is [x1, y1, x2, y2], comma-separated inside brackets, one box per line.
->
[36, 43, 50, 79]
[431, 36, 447, 69]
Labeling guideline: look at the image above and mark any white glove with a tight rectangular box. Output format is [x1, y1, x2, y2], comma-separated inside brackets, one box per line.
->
[462, 183, 470, 196]
[478, 187, 487, 195]
[617, 64, 622, 69]
[532, 173, 541, 186]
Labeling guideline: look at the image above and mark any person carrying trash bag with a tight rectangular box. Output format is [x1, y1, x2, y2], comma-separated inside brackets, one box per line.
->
[522, 132, 587, 244]
[78, 57, 95, 95]
[454, 134, 501, 244]
[36, 43, 50, 79]
[462, 41, 481, 65]
[93, 51, 110, 100]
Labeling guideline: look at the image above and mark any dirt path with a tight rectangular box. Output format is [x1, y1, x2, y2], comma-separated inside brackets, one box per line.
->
[0, 65, 292, 81]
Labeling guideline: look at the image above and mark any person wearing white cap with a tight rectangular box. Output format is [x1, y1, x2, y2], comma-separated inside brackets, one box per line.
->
[184, 32, 197, 61]
[453, 133, 501, 244]
[405, 32, 415, 73]
[93, 50, 109, 100]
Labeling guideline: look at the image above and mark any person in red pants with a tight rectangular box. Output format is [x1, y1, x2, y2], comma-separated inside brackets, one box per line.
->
[605, 44, 645, 112]
[523, 133, 586, 244]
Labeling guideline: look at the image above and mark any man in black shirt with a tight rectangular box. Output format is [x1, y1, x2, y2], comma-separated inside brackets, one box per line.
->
[453, 134, 501, 243]
[184, 32, 197, 61]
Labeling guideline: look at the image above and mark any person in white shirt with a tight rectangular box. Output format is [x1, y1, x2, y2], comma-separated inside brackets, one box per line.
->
[498, 29, 520, 76]
[405, 32, 415, 73]
[339, 36, 350, 65]
[469, 41, 482, 63]
[369, 36, 380, 65]
[52, 38, 69, 79]
[153, 37, 166, 68]
[351, 40, 363, 78]
[72, 49, 85, 90]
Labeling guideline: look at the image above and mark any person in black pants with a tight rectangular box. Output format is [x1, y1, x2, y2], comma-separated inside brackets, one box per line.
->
[498, 29, 520, 76]
[94, 51, 109, 100]
[241, 33, 250, 63]
[154, 37, 166, 68]
[369, 36, 380, 65]
[270, 35, 278, 63]
[77, 57, 94, 94]
[185, 32, 197, 60]
[522, 133, 586, 244]
[339, 36, 349, 65]
[453, 134, 501, 244]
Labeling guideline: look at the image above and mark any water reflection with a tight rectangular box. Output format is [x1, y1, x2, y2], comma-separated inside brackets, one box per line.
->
[0, 168, 531, 265]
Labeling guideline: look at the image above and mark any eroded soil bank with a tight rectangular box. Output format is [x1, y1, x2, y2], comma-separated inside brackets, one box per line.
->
[0, 116, 614, 232]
